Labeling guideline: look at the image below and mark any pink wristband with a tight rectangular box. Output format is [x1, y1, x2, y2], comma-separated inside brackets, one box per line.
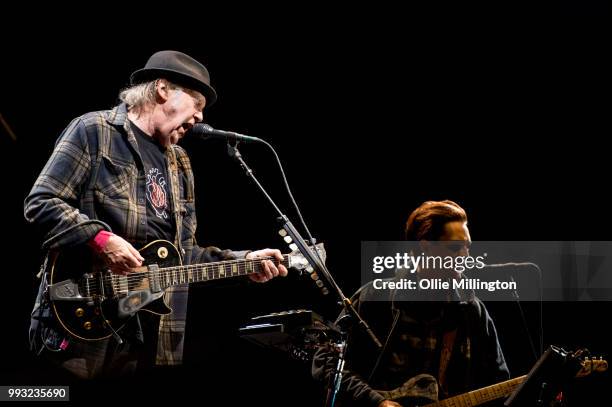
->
[88, 230, 114, 253]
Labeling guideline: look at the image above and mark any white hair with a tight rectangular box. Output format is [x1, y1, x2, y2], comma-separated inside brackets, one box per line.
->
[119, 79, 206, 115]
[119, 80, 156, 114]
[118, 79, 182, 115]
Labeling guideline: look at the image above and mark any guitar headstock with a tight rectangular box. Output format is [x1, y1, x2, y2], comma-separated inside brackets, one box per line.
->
[280, 229, 329, 295]
[573, 349, 608, 378]
[287, 243, 327, 267]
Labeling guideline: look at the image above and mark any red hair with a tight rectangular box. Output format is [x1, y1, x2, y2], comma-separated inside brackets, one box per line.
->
[405, 200, 467, 241]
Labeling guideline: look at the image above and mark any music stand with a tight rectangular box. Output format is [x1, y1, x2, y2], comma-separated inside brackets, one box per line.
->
[239, 310, 339, 362]
[505, 345, 581, 406]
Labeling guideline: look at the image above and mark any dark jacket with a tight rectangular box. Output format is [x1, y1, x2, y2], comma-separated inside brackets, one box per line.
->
[312, 281, 510, 406]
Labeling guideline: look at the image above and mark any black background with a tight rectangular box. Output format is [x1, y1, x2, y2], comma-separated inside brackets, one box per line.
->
[1, 4, 610, 405]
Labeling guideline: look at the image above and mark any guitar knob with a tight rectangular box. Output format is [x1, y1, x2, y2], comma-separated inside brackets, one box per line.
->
[278, 229, 287, 237]
[289, 243, 298, 251]
[83, 321, 92, 330]
[75, 308, 85, 318]
[158, 247, 168, 259]
[283, 236, 293, 244]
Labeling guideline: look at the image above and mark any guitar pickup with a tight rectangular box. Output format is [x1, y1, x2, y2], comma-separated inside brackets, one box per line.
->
[148, 264, 161, 293]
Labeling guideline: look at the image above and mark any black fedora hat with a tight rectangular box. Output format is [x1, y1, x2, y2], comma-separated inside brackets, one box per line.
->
[130, 50, 217, 107]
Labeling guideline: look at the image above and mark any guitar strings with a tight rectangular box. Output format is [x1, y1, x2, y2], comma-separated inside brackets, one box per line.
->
[101, 255, 282, 284]
[80, 255, 290, 296]
[85, 260, 283, 295]
[83, 263, 273, 296]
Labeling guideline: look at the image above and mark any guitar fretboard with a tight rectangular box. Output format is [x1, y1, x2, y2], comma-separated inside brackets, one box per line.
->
[426, 375, 526, 407]
[154, 256, 290, 289]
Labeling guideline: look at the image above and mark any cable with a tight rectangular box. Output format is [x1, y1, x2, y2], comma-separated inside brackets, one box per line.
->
[488, 262, 544, 360]
[367, 287, 401, 382]
[511, 276, 539, 363]
[260, 140, 323, 263]
[532, 263, 544, 357]
[96, 298, 124, 346]
[368, 308, 399, 383]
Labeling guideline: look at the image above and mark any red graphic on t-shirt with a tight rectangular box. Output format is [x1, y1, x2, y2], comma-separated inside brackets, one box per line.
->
[146, 168, 168, 219]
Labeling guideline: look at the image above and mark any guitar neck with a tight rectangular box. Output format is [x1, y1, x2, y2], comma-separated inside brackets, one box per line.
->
[427, 375, 526, 407]
[155, 256, 289, 289]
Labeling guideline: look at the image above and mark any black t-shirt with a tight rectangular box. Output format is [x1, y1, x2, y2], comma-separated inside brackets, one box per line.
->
[130, 121, 175, 242]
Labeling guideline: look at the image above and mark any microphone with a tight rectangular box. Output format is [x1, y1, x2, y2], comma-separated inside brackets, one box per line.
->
[478, 262, 542, 285]
[484, 262, 539, 269]
[481, 262, 543, 283]
[189, 123, 262, 143]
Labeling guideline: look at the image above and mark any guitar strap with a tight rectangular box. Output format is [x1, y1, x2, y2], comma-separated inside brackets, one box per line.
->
[438, 328, 457, 398]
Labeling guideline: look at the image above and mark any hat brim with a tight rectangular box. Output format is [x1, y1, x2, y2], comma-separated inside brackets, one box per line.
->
[130, 68, 217, 107]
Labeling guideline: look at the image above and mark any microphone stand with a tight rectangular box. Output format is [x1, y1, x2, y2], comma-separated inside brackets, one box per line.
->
[324, 314, 351, 407]
[226, 142, 382, 407]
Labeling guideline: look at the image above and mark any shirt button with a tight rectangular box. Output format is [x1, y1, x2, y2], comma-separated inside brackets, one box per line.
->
[140, 220, 146, 225]
[138, 198, 144, 204]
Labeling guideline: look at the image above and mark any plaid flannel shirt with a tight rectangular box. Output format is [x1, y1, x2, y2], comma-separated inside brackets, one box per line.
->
[25, 103, 245, 365]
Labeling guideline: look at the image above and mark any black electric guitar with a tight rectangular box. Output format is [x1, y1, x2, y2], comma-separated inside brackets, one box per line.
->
[47, 239, 325, 341]
[376, 348, 607, 406]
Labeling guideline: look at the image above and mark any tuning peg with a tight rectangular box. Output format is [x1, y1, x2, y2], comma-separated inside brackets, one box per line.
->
[321, 288, 329, 295]
[315, 280, 325, 288]
[310, 272, 319, 281]
[305, 266, 314, 274]
[278, 229, 287, 237]
[289, 243, 298, 251]
[283, 236, 293, 244]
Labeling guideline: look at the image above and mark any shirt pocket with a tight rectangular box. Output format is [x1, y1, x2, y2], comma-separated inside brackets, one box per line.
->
[96, 155, 137, 199]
